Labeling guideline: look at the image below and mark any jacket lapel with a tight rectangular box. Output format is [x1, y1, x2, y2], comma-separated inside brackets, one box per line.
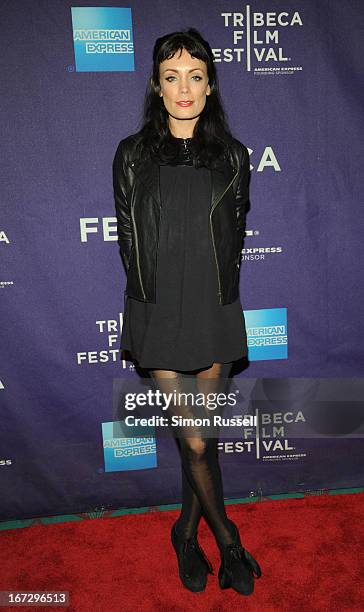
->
[128, 157, 161, 208]
[128, 155, 236, 210]
[210, 161, 237, 209]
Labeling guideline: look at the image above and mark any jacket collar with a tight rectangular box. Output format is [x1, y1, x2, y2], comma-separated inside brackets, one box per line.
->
[128, 155, 237, 210]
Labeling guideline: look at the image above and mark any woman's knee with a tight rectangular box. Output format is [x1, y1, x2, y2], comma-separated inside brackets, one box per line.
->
[150, 369, 179, 379]
[180, 436, 213, 460]
[180, 436, 206, 459]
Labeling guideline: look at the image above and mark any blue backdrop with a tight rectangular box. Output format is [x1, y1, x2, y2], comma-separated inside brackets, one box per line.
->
[1, 0, 363, 521]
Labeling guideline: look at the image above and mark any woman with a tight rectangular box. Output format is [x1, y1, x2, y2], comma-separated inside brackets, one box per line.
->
[113, 28, 261, 596]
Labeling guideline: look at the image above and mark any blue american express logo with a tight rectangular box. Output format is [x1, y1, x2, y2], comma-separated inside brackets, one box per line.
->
[71, 7, 134, 72]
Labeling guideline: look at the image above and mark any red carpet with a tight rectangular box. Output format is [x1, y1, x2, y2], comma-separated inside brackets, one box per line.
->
[1, 493, 363, 611]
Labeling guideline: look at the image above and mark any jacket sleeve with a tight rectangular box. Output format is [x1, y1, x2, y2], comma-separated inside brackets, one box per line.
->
[112, 140, 132, 273]
[235, 144, 250, 236]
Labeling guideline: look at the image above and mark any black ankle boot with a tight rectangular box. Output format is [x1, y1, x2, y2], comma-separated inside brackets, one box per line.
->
[218, 521, 262, 596]
[171, 521, 214, 592]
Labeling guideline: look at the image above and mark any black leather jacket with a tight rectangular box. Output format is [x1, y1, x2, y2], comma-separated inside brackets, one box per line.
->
[112, 131, 250, 305]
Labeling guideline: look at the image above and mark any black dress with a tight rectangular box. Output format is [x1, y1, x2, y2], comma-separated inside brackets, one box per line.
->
[120, 136, 247, 371]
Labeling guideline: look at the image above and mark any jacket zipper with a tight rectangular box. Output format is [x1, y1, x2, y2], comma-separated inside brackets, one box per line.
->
[209, 170, 239, 305]
[129, 169, 146, 300]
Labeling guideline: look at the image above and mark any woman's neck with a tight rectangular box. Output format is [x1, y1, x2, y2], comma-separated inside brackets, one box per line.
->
[169, 129, 194, 139]
[168, 117, 197, 139]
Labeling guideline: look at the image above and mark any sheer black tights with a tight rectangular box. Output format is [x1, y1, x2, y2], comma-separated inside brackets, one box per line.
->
[149, 362, 236, 552]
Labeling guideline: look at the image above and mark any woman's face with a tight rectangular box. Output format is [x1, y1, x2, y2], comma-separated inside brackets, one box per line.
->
[158, 47, 211, 123]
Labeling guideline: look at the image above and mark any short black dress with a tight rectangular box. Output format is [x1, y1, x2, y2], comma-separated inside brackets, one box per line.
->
[120, 136, 247, 371]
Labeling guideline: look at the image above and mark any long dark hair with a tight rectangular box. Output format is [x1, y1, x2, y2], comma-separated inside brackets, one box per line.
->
[136, 28, 234, 169]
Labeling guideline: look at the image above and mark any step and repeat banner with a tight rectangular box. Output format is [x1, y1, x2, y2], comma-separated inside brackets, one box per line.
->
[1, 1, 363, 521]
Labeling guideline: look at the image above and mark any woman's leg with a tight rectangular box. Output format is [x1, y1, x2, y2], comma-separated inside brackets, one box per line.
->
[178, 448, 203, 538]
[177, 362, 234, 539]
[150, 362, 236, 552]
[149, 368, 203, 539]
[188, 361, 236, 550]
[195, 362, 262, 596]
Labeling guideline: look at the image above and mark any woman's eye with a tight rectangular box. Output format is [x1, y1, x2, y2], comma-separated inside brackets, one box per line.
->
[165, 75, 203, 82]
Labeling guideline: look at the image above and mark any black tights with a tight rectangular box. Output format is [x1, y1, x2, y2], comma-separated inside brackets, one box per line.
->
[149, 362, 236, 552]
